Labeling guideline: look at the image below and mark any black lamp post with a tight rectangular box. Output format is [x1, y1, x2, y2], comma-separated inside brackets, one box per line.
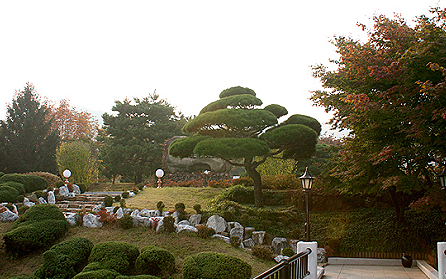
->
[438, 167, 446, 191]
[299, 167, 314, 242]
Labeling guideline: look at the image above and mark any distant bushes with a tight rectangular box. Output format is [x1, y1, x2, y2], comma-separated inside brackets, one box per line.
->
[0, 173, 48, 193]
[183, 252, 251, 279]
[3, 204, 69, 255]
[35, 237, 94, 279]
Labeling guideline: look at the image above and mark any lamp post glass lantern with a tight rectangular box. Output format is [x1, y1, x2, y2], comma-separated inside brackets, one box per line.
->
[63, 169, 71, 186]
[299, 167, 314, 242]
[156, 169, 164, 188]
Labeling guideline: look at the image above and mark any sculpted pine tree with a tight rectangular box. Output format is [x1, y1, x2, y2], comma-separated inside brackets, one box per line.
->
[169, 86, 321, 207]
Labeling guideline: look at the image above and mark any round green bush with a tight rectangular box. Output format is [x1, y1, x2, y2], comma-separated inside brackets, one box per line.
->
[18, 205, 30, 215]
[282, 247, 295, 257]
[12, 204, 66, 230]
[230, 235, 241, 248]
[0, 185, 19, 203]
[225, 185, 255, 204]
[72, 269, 120, 279]
[34, 237, 94, 279]
[174, 203, 185, 213]
[88, 241, 140, 275]
[183, 252, 252, 279]
[77, 183, 87, 193]
[121, 191, 130, 199]
[163, 216, 175, 233]
[104, 195, 114, 207]
[116, 275, 160, 279]
[3, 219, 69, 255]
[0, 181, 25, 195]
[114, 195, 121, 202]
[135, 246, 175, 276]
[118, 214, 133, 229]
[0, 174, 48, 193]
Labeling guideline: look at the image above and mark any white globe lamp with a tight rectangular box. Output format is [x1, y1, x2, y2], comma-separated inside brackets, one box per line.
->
[156, 169, 164, 188]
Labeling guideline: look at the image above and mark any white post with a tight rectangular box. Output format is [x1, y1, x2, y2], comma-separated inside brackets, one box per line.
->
[298, 241, 317, 279]
[439, 242, 446, 279]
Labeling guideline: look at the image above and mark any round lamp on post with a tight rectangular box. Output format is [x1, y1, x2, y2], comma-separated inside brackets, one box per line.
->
[63, 169, 71, 186]
[155, 169, 164, 188]
[438, 167, 446, 191]
[299, 167, 315, 242]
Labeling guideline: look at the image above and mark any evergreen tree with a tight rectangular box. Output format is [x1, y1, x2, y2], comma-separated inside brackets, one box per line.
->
[0, 83, 60, 173]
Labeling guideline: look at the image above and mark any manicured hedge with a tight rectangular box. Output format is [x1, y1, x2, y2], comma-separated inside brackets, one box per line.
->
[72, 269, 121, 279]
[0, 173, 48, 193]
[116, 276, 160, 279]
[0, 181, 25, 195]
[3, 204, 69, 255]
[34, 237, 94, 279]
[135, 246, 175, 276]
[0, 185, 19, 203]
[183, 252, 252, 279]
[88, 241, 139, 275]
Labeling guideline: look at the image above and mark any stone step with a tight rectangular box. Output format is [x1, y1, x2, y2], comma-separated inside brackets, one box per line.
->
[64, 196, 104, 202]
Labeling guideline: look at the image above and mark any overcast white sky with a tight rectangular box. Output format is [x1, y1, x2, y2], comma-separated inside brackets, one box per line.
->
[0, 1, 444, 136]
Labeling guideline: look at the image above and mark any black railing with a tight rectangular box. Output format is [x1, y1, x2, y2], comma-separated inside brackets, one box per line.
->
[253, 248, 311, 279]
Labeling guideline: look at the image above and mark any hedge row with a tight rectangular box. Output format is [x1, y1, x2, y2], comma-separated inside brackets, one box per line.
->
[0, 173, 48, 193]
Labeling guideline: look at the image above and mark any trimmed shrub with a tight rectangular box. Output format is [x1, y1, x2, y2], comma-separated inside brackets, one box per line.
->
[225, 185, 255, 204]
[34, 237, 94, 279]
[196, 224, 215, 239]
[118, 214, 133, 229]
[55, 180, 65, 188]
[0, 185, 19, 203]
[282, 247, 295, 257]
[12, 204, 66, 229]
[156, 201, 165, 212]
[230, 235, 241, 248]
[0, 173, 48, 193]
[0, 181, 25, 195]
[162, 216, 175, 233]
[77, 183, 87, 193]
[174, 203, 185, 213]
[135, 245, 175, 277]
[3, 219, 69, 255]
[122, 191, 130, 199]
[25, 172, 62, 190]
[120, 199, 127, 208]
[252, 245, 273, 260]
[183, 252, 252, 279]
[88, 241, 140, 275]
[18, 205, 30, 215]
[193, 204, 202, 214]
[72, 269, 121, 279]
[115, 195, 122, 202]
[17, 194, 25, 202]
[104, 195, 114, 207]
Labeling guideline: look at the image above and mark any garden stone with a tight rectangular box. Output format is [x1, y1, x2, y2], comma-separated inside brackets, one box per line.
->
[206, 215, 227, 233]
[11, 203, 18, 214]
[176, 224, 198, 234]
[140, 209, 157, 217]
[245, 227, 255, 239]
[123, 208, 132, 215]
[47, 191, 56, 204]
[189, 214, 201, 227]
[130, 209, 140, 217]
[92, 204, 103, 212]
[230, 227, 244, 242]
[0, 207, 19, 222]
[23, 197, 35, 207]
[274, 255, 289, 263]
[172, 210, 180, 223]
[227, 221, 243, 232]
[83, 213, 102, 228]
[149, 216, 163, 229]
[289, 239, 299, 253]
[59, 186, 69, 196]
[115, 207, 124, 219]
[178, 220, 190, 226]
[38, 197, 47, 204]
[272, 237, 289, 254]
[72, 184, 81, 194]
[243, 238, 255, 248]
[155, 218, 164, 232]
[212, 234, 230, 243]
[105, 207, 115, 214]
[132, 216, 151, 227]
[128, 191, 135, 197]
[318, 248, 327, 263]
[64, 212, 77, 226]
[252, 231, 266, 245]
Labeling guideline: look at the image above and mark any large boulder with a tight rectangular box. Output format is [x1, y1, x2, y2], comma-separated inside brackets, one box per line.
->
[189, 214, 201, 227]
[271, 237, 289, 254]
[83, 213, 102, 228]
[252, 231, 266, 245]
[206, 215, 227, 233]
[47, 191, 56, 204]
[0, 207, 19, 222]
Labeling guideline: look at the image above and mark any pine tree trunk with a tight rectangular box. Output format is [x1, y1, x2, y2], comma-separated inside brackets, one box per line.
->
[245, 164, 264, 207]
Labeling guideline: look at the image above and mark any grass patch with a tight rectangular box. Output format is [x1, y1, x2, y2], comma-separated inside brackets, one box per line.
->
[0, 223, 275, 278]
[126, 187, 224, 211]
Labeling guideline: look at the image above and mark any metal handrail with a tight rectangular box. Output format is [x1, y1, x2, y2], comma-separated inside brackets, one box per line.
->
[252, 248, 311, 279]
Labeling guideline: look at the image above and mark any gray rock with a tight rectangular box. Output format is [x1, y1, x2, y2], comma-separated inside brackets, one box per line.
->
[206, 215, 227, 233]
[245, 227, 255, 239]
[156, 218, 164, 232]
[92, 204, 103, 212]
[0, 208, 19, 222]
[72, 184, 81, 194]
[132, 216, 151, 227]
[64, 212, 77, 226]
[274, 255, 289, 263]
[289, 239, 299, 253]
[105, 206, 115, 214]
[38, 197, 47, 204]
[252, 231, 266, 245]
[227, 221, 243, 231]
[123, 208, 133, 215]
[115, 207, 124, 219]
[171, 211, 180, 223]
[130, 209, 140, 217]
[189, 214, 202, 227]
[230, 227, 244, 242]
[140, 209, 157, 217]
[47, 191, 56, 204]
[243, 238, 256, 248]
[83, 213, 102, 228]
[272, 237, 289, 254]
[318, 248, 327, 263]
[212, 234, 230, 243]
[59, 186, 70, 196]
[176, 224, 198, 233]
[178, 220, 190, 226]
